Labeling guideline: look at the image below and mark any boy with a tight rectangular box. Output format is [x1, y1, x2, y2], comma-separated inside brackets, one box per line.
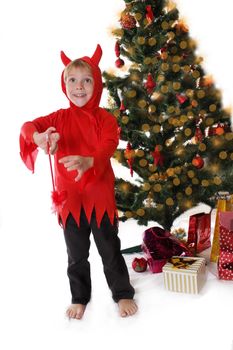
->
[19, 45, 137, 319]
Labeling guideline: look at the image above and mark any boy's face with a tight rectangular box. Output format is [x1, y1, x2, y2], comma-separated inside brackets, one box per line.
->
[65, 67, 94, 107]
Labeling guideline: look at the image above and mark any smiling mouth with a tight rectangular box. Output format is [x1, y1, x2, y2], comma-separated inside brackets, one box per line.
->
[73, 93, 86, 98]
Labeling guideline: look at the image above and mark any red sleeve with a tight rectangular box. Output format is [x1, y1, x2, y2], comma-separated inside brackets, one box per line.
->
[92, 112, 119, 177]
[19, 110, 61, 173]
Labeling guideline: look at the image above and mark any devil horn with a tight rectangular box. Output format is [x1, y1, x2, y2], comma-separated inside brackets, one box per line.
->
[60, 51, 71, 66]
[91, 44, 102, 65]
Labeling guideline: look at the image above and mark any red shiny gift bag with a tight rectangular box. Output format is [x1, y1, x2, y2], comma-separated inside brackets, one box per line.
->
[218, 212, 233, 280]
[142, 226, 192, 273]
[187, 212, 211, 254]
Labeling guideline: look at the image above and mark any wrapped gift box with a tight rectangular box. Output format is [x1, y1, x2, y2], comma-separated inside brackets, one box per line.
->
[162, 257, 206, 294]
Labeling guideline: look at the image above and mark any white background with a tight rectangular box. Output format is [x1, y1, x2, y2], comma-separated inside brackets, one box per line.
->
[0, 1, 233, 349]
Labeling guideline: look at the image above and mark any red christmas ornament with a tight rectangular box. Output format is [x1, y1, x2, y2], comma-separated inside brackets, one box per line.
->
[120, 13, 137, 29]
[115, 58, 125, 68]
[115, 41, 120, 57]
[146, 5, 154, 24]
[176, 93, 188, 104]
[151, 146, 164, 167]
[192, 154, 204, 169]
[215, 123, 225, 136]
[114, 41, 125, 68]
[194, 126, 203, 142]
[120, 100, 126, 111]
[132, 257, 148, 272]
[125, 142, 134, 177]
[145, 73, 156, 94]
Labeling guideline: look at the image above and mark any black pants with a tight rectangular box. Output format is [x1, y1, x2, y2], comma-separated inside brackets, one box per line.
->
[63, 209, 135, 304]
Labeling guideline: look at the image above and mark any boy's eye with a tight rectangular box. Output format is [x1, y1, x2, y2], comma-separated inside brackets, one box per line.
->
[69, 77, 76, 83]
[84, 78, 92, 84]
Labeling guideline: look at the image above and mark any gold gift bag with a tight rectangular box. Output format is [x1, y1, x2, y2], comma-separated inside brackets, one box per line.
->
[210, 192, 233, 263]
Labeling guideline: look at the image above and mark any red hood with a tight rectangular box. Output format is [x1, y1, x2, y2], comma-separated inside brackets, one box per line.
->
[60, 44, 103, 112]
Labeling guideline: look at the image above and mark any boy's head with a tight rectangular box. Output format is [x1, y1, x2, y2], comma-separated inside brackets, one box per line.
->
[60, 45, 103, 110]
[64, 60, 94, 107]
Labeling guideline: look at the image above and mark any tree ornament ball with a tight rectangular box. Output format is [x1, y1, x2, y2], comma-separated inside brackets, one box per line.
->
[120, 13, 136, 29]
[132, 257, 147, 272]
[115, 58, 125, 68]
[192, 155, 204, 169]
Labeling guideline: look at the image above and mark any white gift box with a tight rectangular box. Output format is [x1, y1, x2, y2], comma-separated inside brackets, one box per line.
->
[162, 256, 206, 294]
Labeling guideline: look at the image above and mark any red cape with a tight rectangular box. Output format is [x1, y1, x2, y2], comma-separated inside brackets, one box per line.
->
[20, 45, 119, 227]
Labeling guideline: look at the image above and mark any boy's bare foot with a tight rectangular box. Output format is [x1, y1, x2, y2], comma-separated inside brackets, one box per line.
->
[66, 304, 86, 320]
[118, 299, 138, 317]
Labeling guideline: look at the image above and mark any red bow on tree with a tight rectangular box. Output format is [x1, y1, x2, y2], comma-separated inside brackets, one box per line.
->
[146, 5, 154, 24]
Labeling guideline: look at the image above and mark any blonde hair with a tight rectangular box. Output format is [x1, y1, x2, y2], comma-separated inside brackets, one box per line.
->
[64, 59, 92, 81]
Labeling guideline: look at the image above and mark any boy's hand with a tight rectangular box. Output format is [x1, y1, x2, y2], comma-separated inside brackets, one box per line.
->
[33, 127, 60, 155]
[59, 155, 94, 182]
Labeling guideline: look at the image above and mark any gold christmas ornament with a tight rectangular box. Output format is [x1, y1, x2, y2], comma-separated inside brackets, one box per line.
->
[161, 21, 169, 30]
[173, 178, 180, 186]
[148, 37, 157, 46]
[151, 57, 158, 65]
[152, 124, 161, 133]
[197, 90, 205, 99]
[209, 104, 217, 112]
[172, 64, 180, 72]
[125, 211, 133, 218]
[184, 128, 192, 136]
[121, 116, 129, 124]
[134, 12, 142, 21]
[206, 117, 214, 126]
[167, 31, 175, 40]
[142, 123, 150, 132]
[198, 143, 206, 152]
[166, 168, 175, 177]
[187, 170, 195, 178]
[219, 151, 227, 159]
[127, 90, 137, 98]
[179, 40, 187, 49]
[149, 164, 157, 172]
[192, 178, 199, 185]
[192, 70, 200, 79]
[136, 208, 145, 216]
[213, 177, 222, 185]
[180, 114, 188, 123]
[148, 104, 156, 113]
[153, 183, 162, 192]
[166, 197, 174, 206]
[167, 106, 175, 114]
[225, 132, 233, 141]
[161, 63, 169, 71]
[161, 85, 169, 93]
[139, 159, 148, 167]
[136, 149, 144, 157]
[144, 57, 152, 65]
[185, 187, 192, 196]
[157, 74, 165, 82]
[173, 82, 181, 90]
[137, 36, 146, 45]
[143, 183, 151, 191]
[201, 180, 209, 187]
[183, 65, 191, 73]
[138, 99, 147, 108]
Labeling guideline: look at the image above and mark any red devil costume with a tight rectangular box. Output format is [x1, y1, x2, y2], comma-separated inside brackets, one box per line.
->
[19, 45, 135, 305]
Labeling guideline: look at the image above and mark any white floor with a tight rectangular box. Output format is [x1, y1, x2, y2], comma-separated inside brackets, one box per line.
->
[0, 198, 232, 350]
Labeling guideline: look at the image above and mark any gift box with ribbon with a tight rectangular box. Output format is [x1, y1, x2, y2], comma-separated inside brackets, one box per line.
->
[218, 211, 233, 280]
[163, 256, 206, 294]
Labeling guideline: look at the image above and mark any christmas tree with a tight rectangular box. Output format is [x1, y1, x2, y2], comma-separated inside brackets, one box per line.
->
[103, 0, 233, 230]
